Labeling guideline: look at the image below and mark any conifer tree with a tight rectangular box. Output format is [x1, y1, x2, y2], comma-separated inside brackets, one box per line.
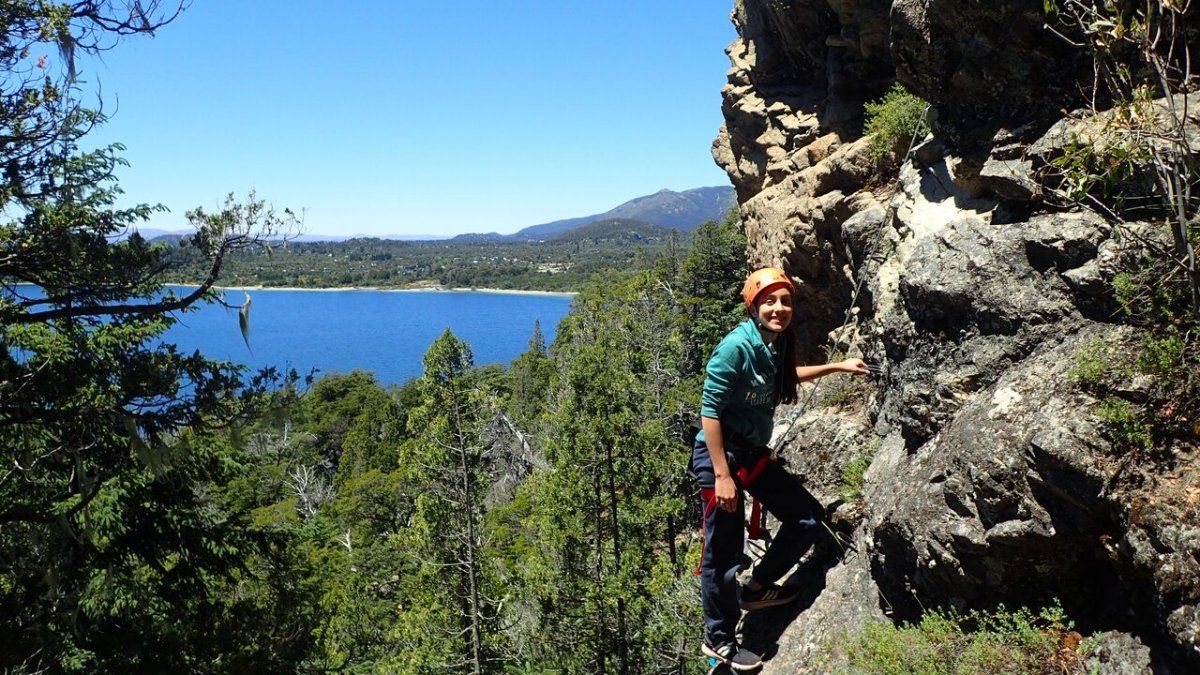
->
[519, 275, 702, 673]
[405, 329, 503, 673]
[508, 319, 553, 425]
[677, 214, 748, 374]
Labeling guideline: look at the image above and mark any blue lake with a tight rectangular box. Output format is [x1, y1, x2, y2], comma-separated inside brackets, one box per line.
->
[164, 287, 574, 385]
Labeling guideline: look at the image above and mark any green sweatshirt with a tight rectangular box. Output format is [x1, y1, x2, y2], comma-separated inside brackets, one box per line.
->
[697, 319, 787, 448]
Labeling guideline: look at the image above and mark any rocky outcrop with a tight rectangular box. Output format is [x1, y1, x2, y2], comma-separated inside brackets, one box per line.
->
[714, 1, 1200, 672]
[889, 0, 1087, 141]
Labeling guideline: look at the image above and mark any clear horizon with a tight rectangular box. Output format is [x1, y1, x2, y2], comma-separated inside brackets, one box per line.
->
[71, 1, 736, 238]
[128, 184, 733, 239]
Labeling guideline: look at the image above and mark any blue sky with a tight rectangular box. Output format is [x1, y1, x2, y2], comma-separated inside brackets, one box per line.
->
[78, 1, 736, 237]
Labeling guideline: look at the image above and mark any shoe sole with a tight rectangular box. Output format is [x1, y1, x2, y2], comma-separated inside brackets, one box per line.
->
[740, 593, 800, 611]
[701, 644, 762, 671]
[701, 643, 727, 662]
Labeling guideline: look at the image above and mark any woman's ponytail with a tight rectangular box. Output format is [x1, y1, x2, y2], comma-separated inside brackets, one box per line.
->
[776, 332, 798, 405]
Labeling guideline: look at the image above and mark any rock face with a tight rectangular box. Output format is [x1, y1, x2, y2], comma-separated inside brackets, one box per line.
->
[889, 0, 1087, 140]
[714, 1, 1200, 672]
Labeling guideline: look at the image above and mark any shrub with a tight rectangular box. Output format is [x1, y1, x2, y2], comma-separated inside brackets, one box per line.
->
[1069, 337, 1113, 389]
[836, 604, 1092, 674]
[864, 84, 930, 161]
[1096, 399, 1153, 451]
[840, 452, 872, 502]
[1044, 0, 1199, 446]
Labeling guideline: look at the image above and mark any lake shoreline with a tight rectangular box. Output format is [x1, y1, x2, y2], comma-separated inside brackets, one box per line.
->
[174, 284, 578, 298]
[13, 280, 577, 298]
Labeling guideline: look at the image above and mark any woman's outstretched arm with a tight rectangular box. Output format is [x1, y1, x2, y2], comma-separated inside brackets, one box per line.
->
[794, 358, 870, 382]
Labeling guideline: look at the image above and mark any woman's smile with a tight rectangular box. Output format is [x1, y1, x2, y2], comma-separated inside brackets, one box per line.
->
[756, 287, 793, 331]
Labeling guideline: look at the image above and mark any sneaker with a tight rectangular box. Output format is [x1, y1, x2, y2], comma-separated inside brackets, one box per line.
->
[702, 638, 762, 671]
[739, 582, 800, 610]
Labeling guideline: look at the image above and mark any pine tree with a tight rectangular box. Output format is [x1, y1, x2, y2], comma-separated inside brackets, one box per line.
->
[677, 214, 748, 373]
[405, 329, 503, 673]
[516, 274, 702, 673]
[508, 319, 554, 425]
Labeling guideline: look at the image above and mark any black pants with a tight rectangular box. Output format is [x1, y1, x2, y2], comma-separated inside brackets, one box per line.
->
[691, 439, 824, 645]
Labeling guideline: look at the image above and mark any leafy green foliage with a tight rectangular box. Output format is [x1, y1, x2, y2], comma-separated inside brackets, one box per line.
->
[1046, 0, 1200, 450]
[864, 84, 930, 162]
[0, 4, 315, 670]
[171, 210, 745, 672]
[1048, 86, 1162, 208]
[1052, 133, 1150, 205]
[1095, 399, 1153, 452]
[4, 2, 752, 667]
[676, 213, 748, 374]
[836, 604, 1092, 675]
[1112, 265, 1200, 436]
[840, 451, 873, 502]
[1069, 337, 1113, 389]
[403, 329, 506, 671]
[507, 320, 554, 425]
[1071, 266, 1198, 452]
[1071, 336, 1169, 454]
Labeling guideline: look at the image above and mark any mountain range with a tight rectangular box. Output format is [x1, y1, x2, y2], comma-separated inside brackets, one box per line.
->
[504, 185, 734, 241]
[128, 186, 734, 244]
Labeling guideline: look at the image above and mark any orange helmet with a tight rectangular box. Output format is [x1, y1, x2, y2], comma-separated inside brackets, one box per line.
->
[741, 267, 795, 309]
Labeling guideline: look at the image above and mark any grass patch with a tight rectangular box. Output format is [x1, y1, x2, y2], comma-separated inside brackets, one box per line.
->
[840, 452, 872, 502]
[820, 380, 855, 408]
[836, 604, 1092, 675]
[864, 84, 930, 161]
[1069, 337, 1113, 389]
[1095, 399, 1153, 451]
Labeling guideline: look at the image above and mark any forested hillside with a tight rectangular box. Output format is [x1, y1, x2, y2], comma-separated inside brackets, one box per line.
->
[6, 0, 1199, 673]
[6, 184, 750, 670]
[159, 226, 683, 292]
[1, 4, 747, 671]
[173, 218, 747, 672]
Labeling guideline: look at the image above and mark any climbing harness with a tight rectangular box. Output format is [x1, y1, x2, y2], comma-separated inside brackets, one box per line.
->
[694, 451, 772, 575]
[691, 107, 930, 580]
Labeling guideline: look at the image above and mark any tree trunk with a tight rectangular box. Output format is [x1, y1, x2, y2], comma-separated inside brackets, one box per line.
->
[606, 441, 629, 675]
[593, 461, 607, 673]
[452, 391, 484, 675]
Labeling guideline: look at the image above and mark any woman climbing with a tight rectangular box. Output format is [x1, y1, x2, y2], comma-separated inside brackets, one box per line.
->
[692, 267, 869, 671]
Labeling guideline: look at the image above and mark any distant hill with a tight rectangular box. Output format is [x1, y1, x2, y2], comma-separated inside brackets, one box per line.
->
[510, 186, 734, 241]
[149, 233, 189, 245]
[448, 232, 508, 244]
[123, 229, 452, 243]
[551, 219, 677, 244]
[119, 186, 735, 244]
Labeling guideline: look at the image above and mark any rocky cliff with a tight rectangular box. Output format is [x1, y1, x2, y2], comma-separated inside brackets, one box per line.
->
[712, 1, 1200, 672]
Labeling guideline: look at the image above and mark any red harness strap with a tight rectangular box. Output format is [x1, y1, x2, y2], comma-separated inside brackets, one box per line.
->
[694, 455, 771, 575]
